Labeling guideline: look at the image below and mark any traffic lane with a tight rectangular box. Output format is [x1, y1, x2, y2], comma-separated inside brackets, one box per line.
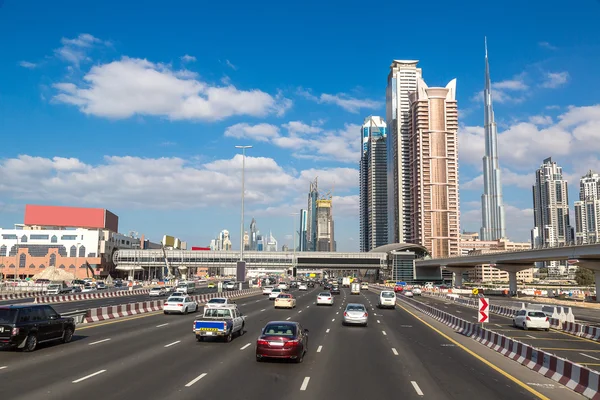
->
[172, 286, 341, 400]
[418, 294, 600, 373]
[0, 291, 268, 388]
[363, 290, 547, 399]
[15, 286, 323, 400]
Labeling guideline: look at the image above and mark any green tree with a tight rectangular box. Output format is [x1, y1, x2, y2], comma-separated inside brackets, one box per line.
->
[575, 267, 595, 286]
[538, 267, 548, 274]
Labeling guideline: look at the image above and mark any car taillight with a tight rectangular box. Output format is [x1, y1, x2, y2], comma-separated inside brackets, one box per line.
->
[284, 340, 299, 348]
[344, 312, 348, 316]
[327, 297, 331, 300]
[223, 322, 227, 329]
[257, 339, 269, 346]
[11, 327, 19, 336]
[526, 317, 531, 321]
[545, 317, 549, 321]
[177, 304, 183, 307]
[364, 312, 368, 317]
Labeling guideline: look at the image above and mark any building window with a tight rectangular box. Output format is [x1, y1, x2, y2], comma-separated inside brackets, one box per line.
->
[69, 265, 75, 269]
[9, 264, 15, 269]
[70, 245, 76, 257]
[49, 254, 56, 267]
[79, 264, 86, 268]
[19, 254, 26, 268]
[51, 235, 57, 243]
[30, 234, 49, 240]
[0, 245, 6, 257]
[88, 252, 96, 257]
[29, 264, 35, 269]
[39, 264, 45, 269]
[61, 235, 77, 241]
[20, 235, 27, 243]
[78, 245, 86, 257]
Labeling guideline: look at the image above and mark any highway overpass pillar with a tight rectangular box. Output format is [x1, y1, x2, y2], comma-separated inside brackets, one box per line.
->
[496, 264, 535, 296]
[570, 260, 600, 302]
[444, 267, 472, 288]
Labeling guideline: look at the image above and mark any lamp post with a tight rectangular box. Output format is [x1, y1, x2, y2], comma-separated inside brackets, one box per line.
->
[291, 212, 299, 278]
[235, 145, 252, 262]
[76, 243, 81, 279]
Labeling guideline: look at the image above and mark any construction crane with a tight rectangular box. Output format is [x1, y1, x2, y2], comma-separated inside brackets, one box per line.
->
[161, 243, 175, 280]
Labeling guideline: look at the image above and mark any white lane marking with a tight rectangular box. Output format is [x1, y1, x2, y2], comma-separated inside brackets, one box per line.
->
[326, 329, 330, 333]
[0, 366, 7, 370]
[411, 381, 424, 396]
[336, 312, 339, 315]
[392, 348, 398, 355]
[298, 310, 302, 313]
[371, 307, 374, 310]
[72, 370, 107, 383]
[581, 353, 600, 361]
[88, 338, 111, 345]
[455, 310, 462, 313]
[495, 324, 502, 327]
[331, 318, 335, 322]
[164, 340, 181, 348]
[382, 331, 387, 336]
[377, 320, 381, 324]
[240, 343, 251, 350]
[261, 309, 265, 312]
[526, 334, 536, 339]
[156, 323, 169, 328]
[306, 305, 310, 308]
[300, 377, 311, 391]
[185, 373, 207, 387]
[317, 345, 323, 353]
[256, 300, 260, 303]
[286, 317, 291, 320]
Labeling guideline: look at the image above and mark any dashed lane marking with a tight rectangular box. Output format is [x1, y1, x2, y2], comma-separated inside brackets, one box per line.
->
[240, 343, 251, 350]
[300, 377, 310, 391]
[72, 370, 106, 383]
[185, 373, 207, 387]
[298, 310, 302, 313]
[286, 317, 291, 320]
[317, 345, 323, 353]
[377, 320, 381, 324]
[261, 309, 265, 312]
[382, 331, 387, 336]
[392, 348, 398, 355]
[156, 323, 169, 328]
[89, 338, 111, 345]
[526, 334, 537, 339]
[332, 319, 335, 322]
[411, 381, 424, 396]
[581, 353, 600, 361]
[0, 366, 7, 370]
[326, 329, 330, 333]
[164, 340, 181, 348]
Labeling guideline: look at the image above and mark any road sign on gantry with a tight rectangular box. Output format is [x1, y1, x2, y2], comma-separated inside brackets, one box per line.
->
[478, 297, 489, 323]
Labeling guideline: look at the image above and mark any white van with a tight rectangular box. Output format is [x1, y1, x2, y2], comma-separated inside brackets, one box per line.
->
[378, 290, 396, 309]
[176, 282, 196, 294]
[351, 282, 361, 295]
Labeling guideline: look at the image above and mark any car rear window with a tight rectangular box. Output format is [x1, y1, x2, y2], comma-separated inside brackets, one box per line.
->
[264, 324, 297, 336]
[528, 312, 547, 318]
[209, 298, 226, 303]
[0, 308, 17, 324]
[278, 294, 291, 298]
[168, 297, 183, 302]
[382, 292, 395, 298]
[318, 292, 331, 296]
[347, 305, 365, 311]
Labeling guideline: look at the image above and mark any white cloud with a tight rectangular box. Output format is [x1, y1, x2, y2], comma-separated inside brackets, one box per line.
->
[224, 123, 280, 142]
[299, 88, 382, 113]
[528, 115, 553, 125]
[54, 33, 108, 66]
[539, 41, 558, 50]
[471, 75, 529, 104]
[52, 57, 292, 121]
[461, 203, 533, 242]
[19, 61, 37, 69]
[0, 154, 358, 212]
[540, 71, 569, 88]
[282, 121, 323, 135]
[461, 169, 532, 191]
[181, 54, 196, 63]
[225, 60, 237, 70]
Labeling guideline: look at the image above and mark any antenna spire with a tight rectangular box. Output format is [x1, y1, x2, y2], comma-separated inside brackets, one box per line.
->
[484, 36, 488, 58]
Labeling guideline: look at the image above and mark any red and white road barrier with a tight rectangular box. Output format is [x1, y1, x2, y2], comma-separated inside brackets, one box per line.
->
[83, 288, 261, 323]
[34, 289, 150, 304]
[0, 292, 46, 300]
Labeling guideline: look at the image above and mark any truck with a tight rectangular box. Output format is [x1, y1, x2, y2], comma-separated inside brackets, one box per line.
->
[193, 304, 246, 343]
[46, 281, 72, 295]
[342, 277, 351, 288]
[350, 282, 361, 295]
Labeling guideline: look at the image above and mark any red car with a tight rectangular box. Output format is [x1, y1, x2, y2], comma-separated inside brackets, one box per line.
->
[256, 321, 309, 363]
[394, 285, 404, 293]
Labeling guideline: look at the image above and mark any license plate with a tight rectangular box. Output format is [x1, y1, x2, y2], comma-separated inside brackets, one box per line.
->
[206, 332, 213, 336]
[270, 342, 284, 347]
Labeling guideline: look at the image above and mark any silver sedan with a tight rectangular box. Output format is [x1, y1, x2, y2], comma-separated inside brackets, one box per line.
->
[342, 303, 368, 327]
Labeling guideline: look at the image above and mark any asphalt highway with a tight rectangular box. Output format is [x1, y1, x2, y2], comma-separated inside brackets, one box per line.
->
[418, 294, 600, 374]
[0, 286, 241, 313]
[0, 286, 575, 400]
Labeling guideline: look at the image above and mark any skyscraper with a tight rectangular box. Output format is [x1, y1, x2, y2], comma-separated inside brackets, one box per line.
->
[532, 157, 573, 275]
[316, 199, 335, 251]
[306, 179, 319, 251]
[574, 171, 600, 244]
[386, 60, 422, 244]
[299, 209, 308, 251]
[408, 76, 461, 258]
[360, 116, 388, 252]
[249, 218, 257, 250]
[480, 39, 507, 241]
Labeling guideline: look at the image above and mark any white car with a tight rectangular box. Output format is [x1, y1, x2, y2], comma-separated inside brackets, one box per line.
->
[513, 309, 550, 331]
[278, 283, 289, 291]
[206, 297, 234, 307]
[224, 281, 236, 290]
[316, 291, 334, 306]
[163, 296, 198, 314]
[82, 285, 96, 293]
[404, 290, 413, 298]
[262, 286, 274, 295]
[149, 287, 167, 297]
[361, 282, 369, 290]
[269, 288, 283, 300]
[412, 288, 422, 296]
[298, 283, 308, 291]
[378, 291, 396, 309]
[168, 292, 185, 300]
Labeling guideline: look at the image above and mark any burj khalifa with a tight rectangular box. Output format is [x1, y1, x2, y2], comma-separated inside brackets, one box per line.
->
[480, 38, 507, 241]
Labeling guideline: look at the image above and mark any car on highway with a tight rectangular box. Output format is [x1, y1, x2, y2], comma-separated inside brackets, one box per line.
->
[262, 286, 274, 295]
[351, 282, 361, 295]
[82, 284, 95, 292]
[412, 288, 422, 296]
[331, 285, 340, 294]
[269, 288, 283, 300]
[194, 304, 245, 342]
[224, 281, 236, 290]
[404, 290, 414, 298]
[316, 291, 334, 306]
[513, 309, 550, 331]
[278, 282, 289, 291]
[298, 283, 308, 291]
[256, 321, 309, 363]
[96, 282, 107, 290]
[206, 297, 234, 307]
[394, 285, 404, 293]
[167, 292, 185, 300]
[207, 282, 215, 288]
[343, 303, 368, 326]
[163, 296, 198, 315]
[149, 287, 167, 297]
[361, 282, 369, 290]
[274, 293, 296, 309]
[378, 290, 396, 309]
[0, 304, 76, 352]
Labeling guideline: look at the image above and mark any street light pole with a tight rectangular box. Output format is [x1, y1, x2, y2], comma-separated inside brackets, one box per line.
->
[291, 212, 299, 277]
[235, 145, 252, 262]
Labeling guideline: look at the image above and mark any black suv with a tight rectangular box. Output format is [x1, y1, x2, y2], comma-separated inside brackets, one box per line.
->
[0, 304, 76, 352]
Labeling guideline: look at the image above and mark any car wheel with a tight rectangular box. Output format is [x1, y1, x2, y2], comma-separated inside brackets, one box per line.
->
[164, 311, 169, 315]
[225, 331, 233, 343]
[197, 336, 204, 342]
[512, 319, 516, 327]
[296, 350, 305, 363]
[256, 355, 263, 362]
[184, 307, 188, 315]
[62, 327, 74, 343]
[522, 322, 528, 330]
[545, 328, 549, 331]
[24, 334, 38, 352]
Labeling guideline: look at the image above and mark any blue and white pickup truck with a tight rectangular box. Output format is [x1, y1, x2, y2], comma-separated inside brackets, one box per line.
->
[193, 304, 245, 342]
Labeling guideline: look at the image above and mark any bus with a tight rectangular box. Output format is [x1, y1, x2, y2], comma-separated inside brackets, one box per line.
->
[176, 281, 196, 294]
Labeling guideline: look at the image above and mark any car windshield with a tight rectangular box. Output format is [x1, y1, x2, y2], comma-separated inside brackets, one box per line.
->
[204, 308, 232, 318]
[528, 312, 547, 318]
[382, 292, 395, 298]
[168, 297, 183, 302]
[272, 289, 281, 292]
[278, 294, 291, 298]
[318, 292, 331, 296]
[0, 308, 17, 324]
[151, 287, 162, 290]
[209, 298, 226, 304]
[346, 305, 366, 311]
[264, 324, 297, 336]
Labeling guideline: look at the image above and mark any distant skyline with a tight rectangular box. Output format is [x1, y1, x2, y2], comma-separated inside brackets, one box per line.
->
[1, 0, 600, 250]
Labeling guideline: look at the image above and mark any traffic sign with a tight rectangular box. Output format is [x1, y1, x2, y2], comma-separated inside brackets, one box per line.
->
[472, 288, 479, 296]
[478, 297, 489, 323]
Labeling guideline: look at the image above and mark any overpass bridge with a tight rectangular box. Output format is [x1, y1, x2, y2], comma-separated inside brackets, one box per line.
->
[415, 243, 600, 299]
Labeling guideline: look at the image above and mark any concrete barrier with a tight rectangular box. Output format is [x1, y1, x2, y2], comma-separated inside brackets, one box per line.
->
[0, 292, 45, 300]
[34, 289, 150, 304]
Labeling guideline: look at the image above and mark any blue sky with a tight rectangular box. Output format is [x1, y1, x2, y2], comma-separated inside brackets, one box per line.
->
[1, 0, 600, 250]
